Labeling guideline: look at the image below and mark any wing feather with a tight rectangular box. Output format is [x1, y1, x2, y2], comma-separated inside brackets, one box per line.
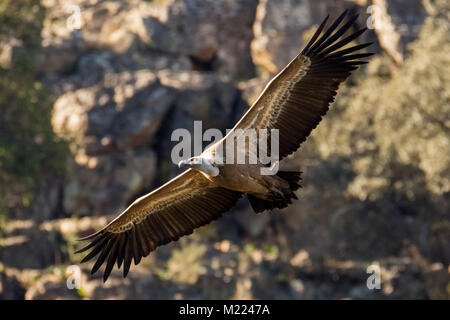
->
[77, 169, 242, 281]
[116, 234, 126, 269]
[232, 11, 373, 160]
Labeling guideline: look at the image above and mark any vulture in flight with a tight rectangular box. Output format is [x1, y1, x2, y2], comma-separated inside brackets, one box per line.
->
[77, 10, 373, 282]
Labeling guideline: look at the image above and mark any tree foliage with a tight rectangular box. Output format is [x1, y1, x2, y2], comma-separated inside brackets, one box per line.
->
[0, 0, 69, 226]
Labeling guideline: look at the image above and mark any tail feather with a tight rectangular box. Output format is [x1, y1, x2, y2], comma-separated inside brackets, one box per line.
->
[248, 171, 302, 213]
[248, 194, 275, 214]
[276, 171, 302, 191]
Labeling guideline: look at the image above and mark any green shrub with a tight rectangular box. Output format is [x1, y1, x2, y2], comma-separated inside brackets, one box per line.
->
[0, 1, 69, 229]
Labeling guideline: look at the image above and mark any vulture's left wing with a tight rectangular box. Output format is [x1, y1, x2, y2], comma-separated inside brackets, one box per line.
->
[232, 10, 373, 160]
[76, 169, 242, 282]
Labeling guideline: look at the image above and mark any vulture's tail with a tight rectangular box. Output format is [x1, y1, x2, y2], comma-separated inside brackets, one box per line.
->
[248, 171, 302, 213]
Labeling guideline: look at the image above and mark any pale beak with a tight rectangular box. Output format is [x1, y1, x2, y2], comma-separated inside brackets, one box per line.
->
[178, 160, 187, 168]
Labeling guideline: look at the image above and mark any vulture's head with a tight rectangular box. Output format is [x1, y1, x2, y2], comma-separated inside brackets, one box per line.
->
[178, 157, 203, 169]
[178, 156, 219, 177]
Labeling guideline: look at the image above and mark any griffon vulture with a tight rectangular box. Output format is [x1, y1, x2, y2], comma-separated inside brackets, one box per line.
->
[77, 10, 373, 281]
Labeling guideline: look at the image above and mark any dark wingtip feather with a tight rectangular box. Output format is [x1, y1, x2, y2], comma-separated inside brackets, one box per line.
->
[304, 9, 349, 56]
[313, 14, 360, 54]
[123, 255, 132, 278]
[90, 237, 114, 275]
[329, 42, 374, 58]
[79, 234, 111, 263]
[302, 9, 373, 62]
[116, 234, 127, 269]
[77, 229, 104, 241]
[301, 14, 330, 54]
[103, 240, 120, 282]
[74, 235, 101, 254]
[320, 27, 368, 57]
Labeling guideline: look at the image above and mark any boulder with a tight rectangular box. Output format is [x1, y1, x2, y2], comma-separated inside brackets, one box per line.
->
[143, 0, 259, 79]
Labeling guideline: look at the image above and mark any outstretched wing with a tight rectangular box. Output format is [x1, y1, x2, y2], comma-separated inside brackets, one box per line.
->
[232, 10, 373, 160]
[76, 169, 242, 282]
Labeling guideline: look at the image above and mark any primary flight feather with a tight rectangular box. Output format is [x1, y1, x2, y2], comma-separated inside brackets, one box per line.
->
[77, 10, 373, 282]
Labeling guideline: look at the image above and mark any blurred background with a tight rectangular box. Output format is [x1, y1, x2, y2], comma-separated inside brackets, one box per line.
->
[0, 0, 448, 300]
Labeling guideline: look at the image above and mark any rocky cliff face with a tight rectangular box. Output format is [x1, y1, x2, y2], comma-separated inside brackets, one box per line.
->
[1, 0, 448, 300]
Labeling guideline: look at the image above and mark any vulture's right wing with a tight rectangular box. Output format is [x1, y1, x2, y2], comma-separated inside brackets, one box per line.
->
[76, 169, 242, 282]
[231, 10, 373, 160]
